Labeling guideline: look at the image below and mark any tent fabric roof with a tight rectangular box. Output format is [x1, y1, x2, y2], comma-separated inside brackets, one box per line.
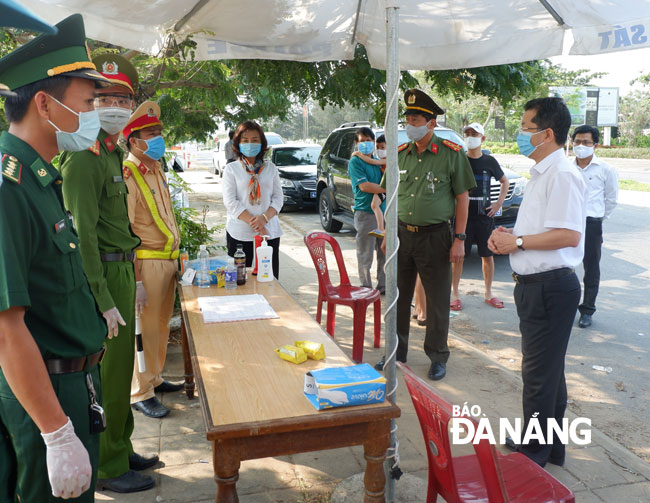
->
[18, 1, 650, 68]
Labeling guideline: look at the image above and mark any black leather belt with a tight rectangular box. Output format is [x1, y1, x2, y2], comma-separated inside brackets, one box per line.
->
[512, 267, 574, 285]
[100, 252, 136, 262]
[587, 216, 604, 222]
[45, 347, 106, 375]
[398, 220, 449, 233]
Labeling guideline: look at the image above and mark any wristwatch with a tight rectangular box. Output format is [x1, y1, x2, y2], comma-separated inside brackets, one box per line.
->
[454, 233, 466, 241]
[516, 236, 525, 251]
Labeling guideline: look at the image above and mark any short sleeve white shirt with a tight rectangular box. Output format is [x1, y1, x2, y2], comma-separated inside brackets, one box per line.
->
[221, 159, 284, 241]
[511, 148, 587, 275]
[572, 154, 618, 219]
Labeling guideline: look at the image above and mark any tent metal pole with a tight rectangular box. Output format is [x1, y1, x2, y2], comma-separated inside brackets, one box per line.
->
[384, 2, 400, 502]
[173, 0, 210, 32]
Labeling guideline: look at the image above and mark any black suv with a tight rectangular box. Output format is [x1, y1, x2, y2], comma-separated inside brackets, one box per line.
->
[316, 122, 526, 232]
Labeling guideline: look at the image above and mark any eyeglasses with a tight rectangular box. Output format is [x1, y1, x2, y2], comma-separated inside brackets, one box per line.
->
[519, 126, 541, 132]
[95, 95, 133, 107]
[573, 140, 595, 146]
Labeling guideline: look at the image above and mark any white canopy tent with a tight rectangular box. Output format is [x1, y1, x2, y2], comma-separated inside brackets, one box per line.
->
[15, 1, 650, 501]
[18, 0, 650, 68]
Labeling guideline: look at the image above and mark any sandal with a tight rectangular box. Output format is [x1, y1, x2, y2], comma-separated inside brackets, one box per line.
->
[450, 299, 462, 311]
[485, 297, 504, 309]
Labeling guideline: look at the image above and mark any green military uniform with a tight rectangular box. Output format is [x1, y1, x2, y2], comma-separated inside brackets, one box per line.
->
[0, 13, 110, 502]
[60, 127, 141, 479]
[383, 89, 476, 367]
[0, 132, 106, 502]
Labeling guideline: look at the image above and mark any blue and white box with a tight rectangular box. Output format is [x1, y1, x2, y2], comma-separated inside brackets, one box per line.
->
[304, 363, 386, 410]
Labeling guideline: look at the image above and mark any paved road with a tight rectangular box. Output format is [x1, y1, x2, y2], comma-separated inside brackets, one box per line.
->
[494, 153, 650, 184]
[180, 166, 650, 463]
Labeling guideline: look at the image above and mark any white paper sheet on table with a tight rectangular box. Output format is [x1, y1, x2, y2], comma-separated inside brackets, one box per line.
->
[197, 294, 279, 323]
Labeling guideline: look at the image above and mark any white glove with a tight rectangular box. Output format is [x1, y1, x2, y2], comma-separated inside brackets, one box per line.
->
[41, 417, 92, 499]
[135, 281, 148, 315]
[102, 307, 126, 339]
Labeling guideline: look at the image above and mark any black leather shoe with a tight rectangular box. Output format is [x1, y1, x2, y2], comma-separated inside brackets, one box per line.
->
[548, 453, 566, 467]
[504, 436, 518, 452]
[97, 469, 155, 493]
[132, 397, 170, 418]
[427, 362, 446, 381]
[129, 452, 160, 471]
[374, 355, 406, 371]
[578, 314, 592, 328]
[154, 380, 184, 393]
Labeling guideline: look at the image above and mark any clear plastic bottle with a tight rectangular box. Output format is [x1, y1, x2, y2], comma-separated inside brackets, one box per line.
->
[197, 244, 211, 288]
[234, 243, 247, 285]
[225, 258, 237, 290]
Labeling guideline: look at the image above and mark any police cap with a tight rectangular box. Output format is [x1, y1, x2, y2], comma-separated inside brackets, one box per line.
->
[404, 89, 444, 117]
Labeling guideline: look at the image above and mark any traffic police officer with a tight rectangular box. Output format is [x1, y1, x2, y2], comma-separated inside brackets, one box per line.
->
[122, 102, 183, 418]
[0, 14, 109, 501]
[375, 89, 475, 381]
[59, 54, 158, 493]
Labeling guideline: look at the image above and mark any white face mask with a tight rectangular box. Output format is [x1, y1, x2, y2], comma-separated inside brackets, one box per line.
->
[573, 144, 594, 159]
[97, 107, 132, 135]
[405, 121, 432, 142]
[465, 136, 482, 150]
[376, 149, 386, 159]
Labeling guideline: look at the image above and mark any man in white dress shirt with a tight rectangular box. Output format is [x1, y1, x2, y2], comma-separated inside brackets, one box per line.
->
[571, 125, 618, 329]
[489, 97, 586, 468]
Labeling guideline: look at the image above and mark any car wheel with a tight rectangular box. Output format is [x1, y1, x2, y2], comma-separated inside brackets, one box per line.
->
[319, 188, 342, 232]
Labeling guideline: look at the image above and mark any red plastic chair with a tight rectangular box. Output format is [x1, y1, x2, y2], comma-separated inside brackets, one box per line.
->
[304, 231, 381, 363]
[399, 362, 575, 503]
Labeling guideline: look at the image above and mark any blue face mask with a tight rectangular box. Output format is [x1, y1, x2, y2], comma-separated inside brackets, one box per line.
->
[240, 143, 262, 158]
[47, 95, 101, 152]
[357, 141, 375, 155]
[136, 135, 166, 160]
[516, 128, 545, 158]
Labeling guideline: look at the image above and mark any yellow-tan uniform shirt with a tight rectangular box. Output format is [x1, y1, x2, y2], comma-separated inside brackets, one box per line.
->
[123, 153, 180, 254]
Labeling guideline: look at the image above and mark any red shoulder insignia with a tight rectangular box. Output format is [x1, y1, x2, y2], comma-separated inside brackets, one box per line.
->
[122, 166, 132, 180]
[397, 143, 409, 153]
[103, 136, 116, 153]
[429, 143, 438, 154]
[442, 139, 462, 152]
[138, 164, 148, 176]
[88, 140, 101, 156]
[1, 154, 22, 184]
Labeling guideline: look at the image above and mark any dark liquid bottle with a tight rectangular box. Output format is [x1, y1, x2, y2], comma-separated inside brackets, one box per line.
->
[234, 243, 247, 285]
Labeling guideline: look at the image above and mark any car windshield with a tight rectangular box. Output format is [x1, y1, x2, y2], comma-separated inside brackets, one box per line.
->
[273, 147, 321, 167]
[266, 134, 285, 146]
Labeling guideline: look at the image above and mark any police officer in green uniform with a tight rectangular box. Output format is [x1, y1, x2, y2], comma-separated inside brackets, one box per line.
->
[59, 54, 158, 493]
[375, 89, 476, 381]
[0, 14, 110, 502]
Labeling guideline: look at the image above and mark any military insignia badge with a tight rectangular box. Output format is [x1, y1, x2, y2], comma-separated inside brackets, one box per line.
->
[408, 94, 416, 104]
[102, 61, 119, 75]
[147, 107, 155, 117]
[442, 139, 462, 152]
[122, 166, 132, 179]
[1, 154, 22, 183]
[37, 168, 48, 177]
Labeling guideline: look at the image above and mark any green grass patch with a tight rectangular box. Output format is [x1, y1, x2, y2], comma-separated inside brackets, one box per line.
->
[619, 179, 650, 192]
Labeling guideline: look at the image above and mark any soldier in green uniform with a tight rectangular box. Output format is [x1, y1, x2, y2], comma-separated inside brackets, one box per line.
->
[375, 89, 476, 381]
[0, 14, 110, 502]
[59, 54, 158, 493]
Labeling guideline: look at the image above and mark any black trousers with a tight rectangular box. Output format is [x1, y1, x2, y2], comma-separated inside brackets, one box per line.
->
[579, 218, 603, 316]
[395, 224, 452, 364]
[514, 271, 580, 466]
[226, 231, 280, 280]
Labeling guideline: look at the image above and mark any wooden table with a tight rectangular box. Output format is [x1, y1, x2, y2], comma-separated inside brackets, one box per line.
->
[178, 278, 400, 503]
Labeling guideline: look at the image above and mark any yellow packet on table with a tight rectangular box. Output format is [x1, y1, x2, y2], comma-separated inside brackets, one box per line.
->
[275, 345, 307, 364]
[216, 267, 225, 288]
[294, 340, 326, 360]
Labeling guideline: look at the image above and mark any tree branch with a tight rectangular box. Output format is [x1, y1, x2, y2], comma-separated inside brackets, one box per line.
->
[157, 81, 219, 89]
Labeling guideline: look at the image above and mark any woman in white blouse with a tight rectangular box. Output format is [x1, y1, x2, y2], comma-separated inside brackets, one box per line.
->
[222, 121, 283, 278]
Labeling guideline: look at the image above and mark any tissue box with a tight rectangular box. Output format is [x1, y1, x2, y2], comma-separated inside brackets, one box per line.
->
[304, 364, 386, 410]
[187, 257, 228, 285]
